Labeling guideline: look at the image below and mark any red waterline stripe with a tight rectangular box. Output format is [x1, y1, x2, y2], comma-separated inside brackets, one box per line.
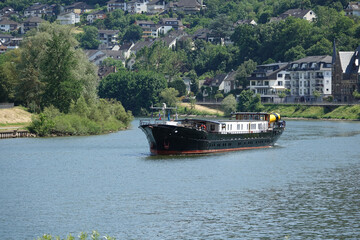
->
[150, 145, 271, 155]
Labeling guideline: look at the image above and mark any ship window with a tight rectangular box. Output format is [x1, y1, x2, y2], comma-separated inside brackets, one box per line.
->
[210, 124, 215, 131]
[237, 124, 240, 130]
[230, 125, 232, 130]
[251, 124, 256, 130]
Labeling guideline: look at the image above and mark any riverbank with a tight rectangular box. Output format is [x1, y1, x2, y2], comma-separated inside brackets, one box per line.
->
[263, 104, 360, 120]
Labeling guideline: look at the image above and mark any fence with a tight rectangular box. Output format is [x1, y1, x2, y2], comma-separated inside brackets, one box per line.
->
[0, 103, 14, 109]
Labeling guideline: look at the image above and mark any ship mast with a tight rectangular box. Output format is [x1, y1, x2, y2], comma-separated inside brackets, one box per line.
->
[150, 103, 178, 122]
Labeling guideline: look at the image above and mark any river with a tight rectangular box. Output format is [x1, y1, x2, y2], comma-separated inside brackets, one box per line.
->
[0, 119, 360, 239]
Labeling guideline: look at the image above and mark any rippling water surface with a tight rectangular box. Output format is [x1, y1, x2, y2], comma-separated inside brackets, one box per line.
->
[1, 119, 360, 239]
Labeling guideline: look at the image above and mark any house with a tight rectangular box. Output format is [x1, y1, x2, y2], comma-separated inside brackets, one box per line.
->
[57, 12, 80, 25]
[234, 19, 257, 27]
[155, 36, 177, 49]
[192, 28, 211, 41]
[86, 10, 106, 23]
[287, 56, 332, 102]
[98, 65, 117, 79]
[64, 2, 93, 14]
[127, 0, 149, 14]
[161, 18, 183, 30]
[278, 9, 316, 22]
[345, 2, 360, 17]
[5, 37, 23, 50]
[107, 0, 126, 12]
[248, 63, 290, 103]
[0, 18, 19, 32]
[98, 29, 119, 46]
[167, 0, 204, 14]
[147, 0, 165, 14]
[119, 42, 134, 59]
[130, 39, 155, 55]
[332, 45, 360, 102]
[136, 21, 162, 38]
[0, 7, 18, 19]
[24, 3, 55, 17]
[0, 33, 13, 44]
[21, 16, 44, 34]
[0, 45, 7, 54]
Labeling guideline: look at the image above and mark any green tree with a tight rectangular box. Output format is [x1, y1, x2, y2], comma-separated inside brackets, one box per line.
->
[98, 70, 167, 115]
[214, 91, 224, 102]
[168, 78, 187, 96]
[221, 94, 237, 115]
[235, 59, 257, 89]
[122, 24, 143, 43]
[237, 90, 263, 112]
[41, 29, 81, 112]
[77, 26, 100, 49]
[160, 88, 179, 107]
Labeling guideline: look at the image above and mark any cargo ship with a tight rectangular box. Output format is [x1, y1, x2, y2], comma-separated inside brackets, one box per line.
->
[139, 105, 285, 155]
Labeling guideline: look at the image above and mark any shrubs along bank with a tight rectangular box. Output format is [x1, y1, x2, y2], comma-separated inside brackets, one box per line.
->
[264, 104, 360, 120]
[28, 98, 133, 137]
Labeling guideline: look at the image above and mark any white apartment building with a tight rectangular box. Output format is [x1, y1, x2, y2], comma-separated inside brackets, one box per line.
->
[287, 55, 332, 102]
[57, 12, 80, 25]
[248, 63, 291, 103]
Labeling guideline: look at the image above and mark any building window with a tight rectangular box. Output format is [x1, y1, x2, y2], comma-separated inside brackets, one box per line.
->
[278, 81, 283, 86]
[251, 81, 256, 86]
[278, 73, 283, 78]
[264, 81, 269, 86]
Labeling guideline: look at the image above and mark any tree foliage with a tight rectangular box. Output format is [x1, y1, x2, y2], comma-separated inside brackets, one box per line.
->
[76, 26, 100, 49]
[98, 69, 167, 115]
[237, 90, 264, 112]
[221, 94, 237, 116]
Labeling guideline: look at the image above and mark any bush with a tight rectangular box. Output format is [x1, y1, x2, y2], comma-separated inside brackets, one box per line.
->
[28, 98, 133, 136]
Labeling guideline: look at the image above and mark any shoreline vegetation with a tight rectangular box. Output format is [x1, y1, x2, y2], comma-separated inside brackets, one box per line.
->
[263, 104, 360, 121]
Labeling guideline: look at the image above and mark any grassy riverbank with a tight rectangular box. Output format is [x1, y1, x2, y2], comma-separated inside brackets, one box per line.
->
[0, 107, 32, 131]
[263, 104, 360, 120]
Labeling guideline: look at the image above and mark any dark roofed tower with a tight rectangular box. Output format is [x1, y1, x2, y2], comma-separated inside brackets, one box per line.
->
[332, 41, 360, 102]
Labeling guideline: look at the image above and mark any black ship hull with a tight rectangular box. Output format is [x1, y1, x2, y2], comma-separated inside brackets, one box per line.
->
[139, 124, 285, 155]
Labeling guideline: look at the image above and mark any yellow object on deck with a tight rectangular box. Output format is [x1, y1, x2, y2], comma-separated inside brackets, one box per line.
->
[269, 113, 281, 123]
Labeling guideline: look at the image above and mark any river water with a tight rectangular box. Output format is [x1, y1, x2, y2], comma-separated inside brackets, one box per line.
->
[0, 119, 360, 239]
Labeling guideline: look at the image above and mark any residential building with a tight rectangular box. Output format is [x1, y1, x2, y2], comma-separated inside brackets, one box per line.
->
[5, 37, 23, 50]
[0, 45, 7, 53]
[0, 7, 18, 19]
[119, 42, 134, 59]
[98, 29, 119, 46]
[86, 10, 106, 23]
[202, 71, 237, 98]
[0, 33, 13, 44]
[98, 65, 117, 79]
[270, 9, 316, 22]
[345, 2, 360, 16]
[161, 18, 183, 30]
[0, 18, 19, 32]
[234, 19, 257, 27]
[127, 0, 149, 14]
[167, 0, 204, 14]
[332, 45, 360, 102]
[249, 63, 291, 103]
[147, 0, 165, 14]
[21, 16, 44, 34]
[64, 2, 93, 14]
[24, 3, 55, 17]
[287, 56, 332, 102]
[57, 12, 80, 25]
[107, 0, 126, 12]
